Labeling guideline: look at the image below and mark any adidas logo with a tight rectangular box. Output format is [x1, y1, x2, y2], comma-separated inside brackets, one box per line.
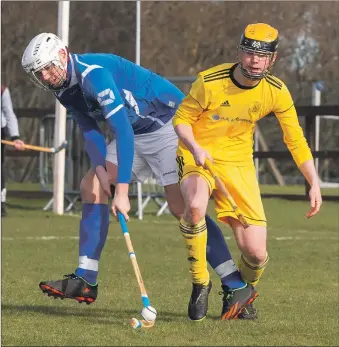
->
[221, 100, 230, 107]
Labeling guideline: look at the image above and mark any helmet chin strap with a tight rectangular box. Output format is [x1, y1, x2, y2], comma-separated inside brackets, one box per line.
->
[239, 65, 264, 80]
[237, 47, 274, 81]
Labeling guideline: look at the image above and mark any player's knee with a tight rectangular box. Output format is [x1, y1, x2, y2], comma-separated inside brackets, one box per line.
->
[80, 171, 107, 203]
[164, 183, 185, 220]
[80, 177, 95, 203]
[184, 205, 204, 225]
[242, 248, 267, 266]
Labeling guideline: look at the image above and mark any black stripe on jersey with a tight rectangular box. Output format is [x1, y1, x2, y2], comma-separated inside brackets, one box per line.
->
[204, 68, 231, 78]
[204, 73, 230, 83]
[266, 73, 282, 86]
[265, 74, 282, 88]
[265, 76, 282, 90]
[204, 71, 230, 81]
[266, 75, 282, 87]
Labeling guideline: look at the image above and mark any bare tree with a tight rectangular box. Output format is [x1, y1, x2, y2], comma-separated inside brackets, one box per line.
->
[1, 1, 338, 182]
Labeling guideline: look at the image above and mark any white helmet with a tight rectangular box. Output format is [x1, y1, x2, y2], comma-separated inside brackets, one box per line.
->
[21, 33, 68, 91]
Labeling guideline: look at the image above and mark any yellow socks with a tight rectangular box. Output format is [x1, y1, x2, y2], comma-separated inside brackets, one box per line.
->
[180, 217, 209, 285]
[238, 253, 269, 286]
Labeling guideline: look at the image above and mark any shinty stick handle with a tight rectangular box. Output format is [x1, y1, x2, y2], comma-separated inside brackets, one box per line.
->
[1, 140, 55, 153]
[205, 159, 249, 228]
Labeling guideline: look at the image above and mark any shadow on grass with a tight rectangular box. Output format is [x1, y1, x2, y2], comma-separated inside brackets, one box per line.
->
[6, 202, 45, 211]
[2, 304, 187, 323]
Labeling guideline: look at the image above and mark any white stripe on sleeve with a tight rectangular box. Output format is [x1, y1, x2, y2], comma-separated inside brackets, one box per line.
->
[105, 104, 124, 119]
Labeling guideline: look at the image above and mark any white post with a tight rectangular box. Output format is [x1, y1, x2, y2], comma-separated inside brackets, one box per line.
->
[53, 1, 70, 215]
[312, 81, 323, 174]
[135, 0, 143, 220]
[136, 1, 141, 66]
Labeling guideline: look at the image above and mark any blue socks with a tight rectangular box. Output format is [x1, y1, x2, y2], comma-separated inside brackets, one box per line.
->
[205, 215, 246, 289]
[75, 203, 110, 285]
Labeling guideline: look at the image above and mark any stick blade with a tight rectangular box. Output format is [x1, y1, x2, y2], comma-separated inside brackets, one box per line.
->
[129, 317, 155, 329]
[54, 140, 68, 153]
[140, 319, 156, 328]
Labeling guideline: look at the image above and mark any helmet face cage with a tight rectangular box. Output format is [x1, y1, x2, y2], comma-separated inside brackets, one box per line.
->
[237, 33, 278, 80]
[237, 46, 276, 80]
[27, 60, 67, 92]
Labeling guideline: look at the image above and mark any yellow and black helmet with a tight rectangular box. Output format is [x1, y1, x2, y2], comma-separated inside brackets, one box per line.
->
[238, 23, 279, 79]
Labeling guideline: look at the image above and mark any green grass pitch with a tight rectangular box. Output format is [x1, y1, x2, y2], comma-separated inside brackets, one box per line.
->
[1, 192, 338, 346]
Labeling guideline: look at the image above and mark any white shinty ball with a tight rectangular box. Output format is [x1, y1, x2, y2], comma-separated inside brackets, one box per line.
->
[141, 306, 157, 321]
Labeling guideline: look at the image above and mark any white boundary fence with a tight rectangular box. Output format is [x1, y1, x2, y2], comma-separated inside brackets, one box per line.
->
[312, 81, 339, 189]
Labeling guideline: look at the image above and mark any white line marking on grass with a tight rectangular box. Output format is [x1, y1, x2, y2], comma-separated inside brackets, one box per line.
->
[65, 214, 337, 233]
[66, 213, 180, 224]
[2, 236, 338, 241]
[2, 236, 120, 241]
[4, 213, 337, 240]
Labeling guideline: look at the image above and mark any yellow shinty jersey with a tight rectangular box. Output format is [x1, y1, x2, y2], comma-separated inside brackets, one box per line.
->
[173, 63, 313, 167]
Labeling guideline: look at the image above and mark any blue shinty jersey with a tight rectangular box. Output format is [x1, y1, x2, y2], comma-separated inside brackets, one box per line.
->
[54, 53, 184, 183]
[58, 53, 184, 134]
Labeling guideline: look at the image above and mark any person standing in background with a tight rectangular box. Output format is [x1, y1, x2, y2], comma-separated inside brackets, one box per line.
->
[1, 84, 25, 216]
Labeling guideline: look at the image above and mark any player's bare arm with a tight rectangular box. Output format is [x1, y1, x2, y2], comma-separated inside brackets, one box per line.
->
[299, 160, 322, 218]
[174, 123, 212, 167]
[273, 86, 322, 219]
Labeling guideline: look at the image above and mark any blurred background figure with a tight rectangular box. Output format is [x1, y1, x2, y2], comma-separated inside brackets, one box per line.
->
[1, 84, 25, 216]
